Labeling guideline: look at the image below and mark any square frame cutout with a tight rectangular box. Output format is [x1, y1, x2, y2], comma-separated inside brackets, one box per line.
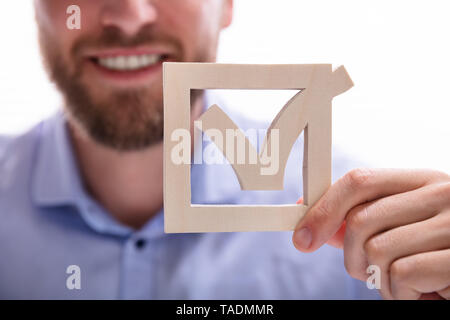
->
[163, 63, 353, 233]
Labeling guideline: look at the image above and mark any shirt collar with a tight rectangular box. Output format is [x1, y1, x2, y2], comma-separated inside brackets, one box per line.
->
[31, 111, 134, 237]
[32, 111, 85, 207]
[30, 110, 191, 240]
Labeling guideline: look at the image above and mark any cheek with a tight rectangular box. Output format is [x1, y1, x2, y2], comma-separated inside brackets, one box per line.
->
[161, 2, 221, 60]
[41, 2, 100, 41]
[45, 2, 102, 65]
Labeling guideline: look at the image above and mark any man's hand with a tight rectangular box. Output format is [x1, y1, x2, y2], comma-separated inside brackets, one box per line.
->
[292, 168, 450, 300]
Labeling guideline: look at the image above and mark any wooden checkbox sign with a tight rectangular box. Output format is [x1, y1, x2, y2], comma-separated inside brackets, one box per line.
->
[163, 63, 353, 233]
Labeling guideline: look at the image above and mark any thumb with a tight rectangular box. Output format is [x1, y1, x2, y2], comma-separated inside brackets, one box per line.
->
[295, 194, 347, 248]
[292, 191, 347, 253]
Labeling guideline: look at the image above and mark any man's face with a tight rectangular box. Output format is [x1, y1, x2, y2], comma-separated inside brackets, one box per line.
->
[35, 0, 232, 150]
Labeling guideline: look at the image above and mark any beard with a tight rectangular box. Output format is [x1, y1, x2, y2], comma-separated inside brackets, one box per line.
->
[38, 25, 206, 151]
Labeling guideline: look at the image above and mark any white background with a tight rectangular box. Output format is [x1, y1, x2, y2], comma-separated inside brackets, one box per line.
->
[1, 0, 449, 172]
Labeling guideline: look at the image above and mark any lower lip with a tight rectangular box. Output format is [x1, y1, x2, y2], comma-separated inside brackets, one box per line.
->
[87, 59, 164, 85]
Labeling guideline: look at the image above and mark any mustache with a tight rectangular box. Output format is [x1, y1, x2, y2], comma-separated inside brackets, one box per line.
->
[71, 25, 183, 58]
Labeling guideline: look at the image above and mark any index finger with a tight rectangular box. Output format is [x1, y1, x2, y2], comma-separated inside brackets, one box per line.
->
[293, 168, 444, 252]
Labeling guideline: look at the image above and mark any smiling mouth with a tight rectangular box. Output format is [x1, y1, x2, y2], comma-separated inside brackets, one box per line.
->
[90, 53, 170, 72]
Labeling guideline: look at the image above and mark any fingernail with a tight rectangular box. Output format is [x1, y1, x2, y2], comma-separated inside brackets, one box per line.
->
[293, 227, 312, 250]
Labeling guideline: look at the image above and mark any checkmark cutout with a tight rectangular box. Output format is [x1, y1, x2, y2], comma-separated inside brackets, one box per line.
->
[164, 63, 353, 233]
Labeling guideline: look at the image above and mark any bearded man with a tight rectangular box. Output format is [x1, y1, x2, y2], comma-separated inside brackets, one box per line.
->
[0, 0, 448, 299]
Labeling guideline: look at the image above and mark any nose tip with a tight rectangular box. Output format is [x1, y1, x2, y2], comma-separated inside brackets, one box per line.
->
[101, 0, 158, 36]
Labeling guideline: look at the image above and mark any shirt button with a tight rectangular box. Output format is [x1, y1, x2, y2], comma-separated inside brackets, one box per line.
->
[135, 239, 147, 250]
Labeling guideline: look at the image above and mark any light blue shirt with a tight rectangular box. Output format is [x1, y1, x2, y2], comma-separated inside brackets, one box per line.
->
[0, 97, 379, 299]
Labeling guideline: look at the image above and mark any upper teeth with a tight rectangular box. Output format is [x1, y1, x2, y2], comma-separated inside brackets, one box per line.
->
[98, 54, 161, 71]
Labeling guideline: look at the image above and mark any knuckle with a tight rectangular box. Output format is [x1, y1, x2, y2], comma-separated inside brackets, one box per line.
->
[433, 182, 450, 203]
[346, 205, 370, 236]
[364, 235, 387, 262]
[390, 258, 415, 285]
[345, 168, 374, 191]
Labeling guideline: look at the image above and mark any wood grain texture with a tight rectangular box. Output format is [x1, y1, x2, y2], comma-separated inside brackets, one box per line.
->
[163, 63, 353, 233]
